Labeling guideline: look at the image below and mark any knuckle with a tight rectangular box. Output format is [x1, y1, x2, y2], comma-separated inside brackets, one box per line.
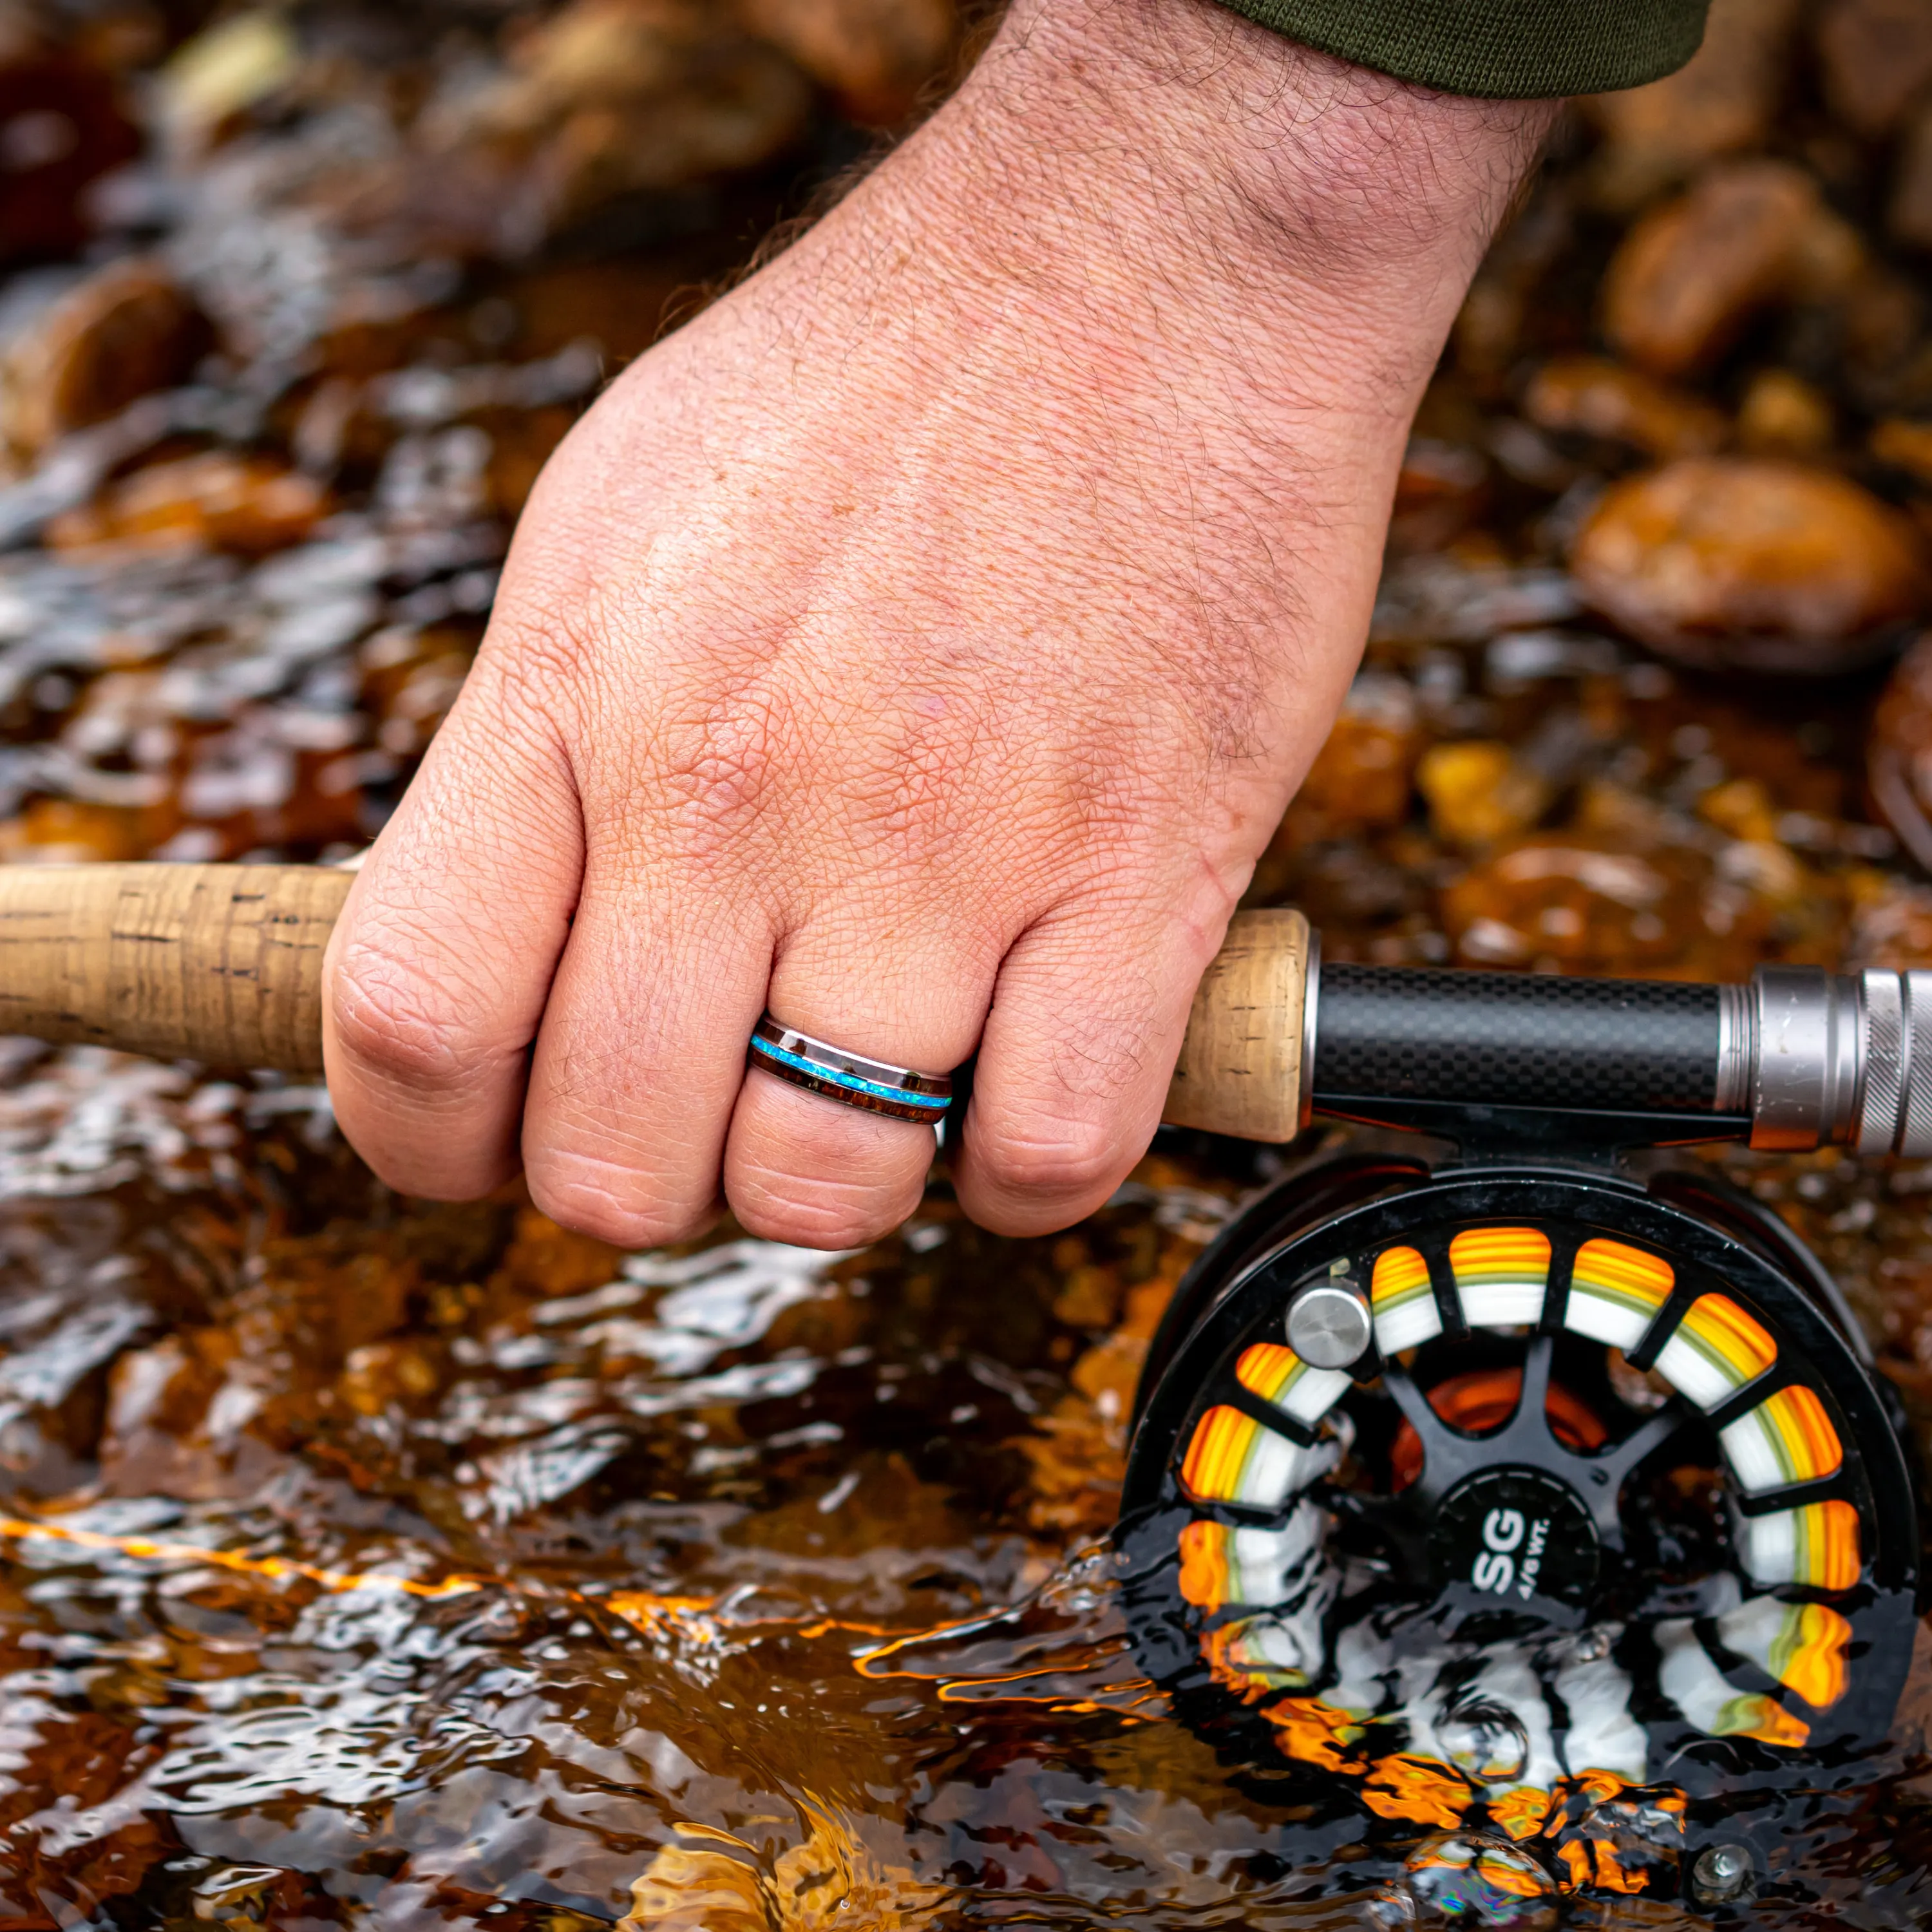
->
[840, 702, 987, 851]
[728, 1166, 914, 1253]
[527, 1162, 718, 1251]
[735, 1197, 895, 1251]
[328, 933, 505, 1097]
[970, 1111, 1123, 1202]
[477, 585, 598, 724]
[651, 685, 790, 844]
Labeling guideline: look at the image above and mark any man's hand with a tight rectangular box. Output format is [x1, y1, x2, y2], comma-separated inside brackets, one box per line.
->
[321, 0, 1555, 1250]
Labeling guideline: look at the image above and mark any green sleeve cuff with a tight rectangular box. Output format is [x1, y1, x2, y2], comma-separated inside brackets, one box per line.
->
[1213, 0, 1712, 98]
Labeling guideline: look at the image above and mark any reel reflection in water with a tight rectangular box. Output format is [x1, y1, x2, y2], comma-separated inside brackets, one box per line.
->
[1120, 1154, 1920, 1911]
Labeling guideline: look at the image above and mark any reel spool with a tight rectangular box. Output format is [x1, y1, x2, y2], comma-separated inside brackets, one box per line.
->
[1126, 915, 1927, 1913]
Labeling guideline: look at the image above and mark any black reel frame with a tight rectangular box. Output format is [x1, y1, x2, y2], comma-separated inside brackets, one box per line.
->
[1119, 1138, 1923, 1906]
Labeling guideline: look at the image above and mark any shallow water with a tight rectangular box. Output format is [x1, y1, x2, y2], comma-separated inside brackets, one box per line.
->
[0, 1078, 1302, 1926]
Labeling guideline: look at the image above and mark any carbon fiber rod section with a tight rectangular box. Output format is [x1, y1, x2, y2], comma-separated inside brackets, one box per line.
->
[1311, 966, 1723, 1114]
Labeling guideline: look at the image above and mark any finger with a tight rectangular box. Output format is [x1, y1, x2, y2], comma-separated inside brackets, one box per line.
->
[722, 906, 999, 1249]
[953, 891, 1226, 1238]
[518, 843, 779, 1251]
[323, 658, 583, 1199]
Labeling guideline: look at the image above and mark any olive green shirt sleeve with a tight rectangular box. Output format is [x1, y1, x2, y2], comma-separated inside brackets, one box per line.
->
[1213, 0, 1712, 97]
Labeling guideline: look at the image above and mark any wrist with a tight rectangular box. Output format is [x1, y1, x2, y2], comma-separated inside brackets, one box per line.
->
[933, 0, 1557, 323]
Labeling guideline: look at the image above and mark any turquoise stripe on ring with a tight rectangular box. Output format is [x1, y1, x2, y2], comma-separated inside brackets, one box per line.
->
[748, 1016, 953, 1125]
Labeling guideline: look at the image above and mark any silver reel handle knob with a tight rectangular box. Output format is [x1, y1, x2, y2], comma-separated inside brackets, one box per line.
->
[1286, 1280, 1373, 1368]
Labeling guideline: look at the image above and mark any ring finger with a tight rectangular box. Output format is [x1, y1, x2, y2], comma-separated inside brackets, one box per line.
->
[723, 907, 999, 1248]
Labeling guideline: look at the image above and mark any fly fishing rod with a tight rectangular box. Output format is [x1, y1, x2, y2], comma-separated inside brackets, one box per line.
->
[0, 869, 1923, 1162]
[0, 864, 1921, 1914]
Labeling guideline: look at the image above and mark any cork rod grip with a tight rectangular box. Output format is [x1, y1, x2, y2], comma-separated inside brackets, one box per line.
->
[0, 867, 1316, 1140]
[1162, 907, 1312, 1142]
[0, 863, 351, 1073]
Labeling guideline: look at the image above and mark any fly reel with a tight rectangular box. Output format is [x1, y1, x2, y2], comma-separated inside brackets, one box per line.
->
[1124, 914, 1927, 1915]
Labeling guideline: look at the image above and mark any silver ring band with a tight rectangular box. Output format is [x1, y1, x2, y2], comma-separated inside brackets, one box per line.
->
[748, 1016, 952, 1124]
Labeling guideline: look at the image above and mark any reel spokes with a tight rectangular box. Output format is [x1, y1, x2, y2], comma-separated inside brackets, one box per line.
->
[1372, 1334, 1700, 1626]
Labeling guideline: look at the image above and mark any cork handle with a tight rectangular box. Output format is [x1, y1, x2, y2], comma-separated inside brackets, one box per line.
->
[1161, 907, 1313, 1142]
[0, 866, 1315, 1139]
[0, 863, 351, 1073]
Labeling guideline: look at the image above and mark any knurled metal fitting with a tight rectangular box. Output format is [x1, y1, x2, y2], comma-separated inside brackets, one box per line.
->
[1900, 971, 1932, 1159]
[1858, 968, 1932, 1159]
[1857, 969, 1904, 1158]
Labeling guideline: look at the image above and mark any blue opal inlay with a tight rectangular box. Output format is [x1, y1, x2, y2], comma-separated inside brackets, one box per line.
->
[749, 1037, 950, 1113]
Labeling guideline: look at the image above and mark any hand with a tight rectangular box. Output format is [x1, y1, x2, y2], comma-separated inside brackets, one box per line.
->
[322, 0, 1555, 1250]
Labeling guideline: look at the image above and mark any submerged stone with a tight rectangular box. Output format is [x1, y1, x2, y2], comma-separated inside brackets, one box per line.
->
[1570, 457, 1927, 671]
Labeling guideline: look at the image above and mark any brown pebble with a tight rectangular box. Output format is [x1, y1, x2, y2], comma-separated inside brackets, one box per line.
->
[1584, 0, 1799, 209]
[406, 0, 812, 254]
[1816, 0, 1932, 137]
[1570, 457, 1927, 670]
[739, 0, 954, 125]
[1868, 633, 1932, 871]
[0, 44, 139, 263]
[1523, 357, 1726, 459]
[1, 261, 209, 457]
[1440, 835, 1704, 975]
[1871, 417, 1932, 486]
[48, 450, 332, 558]
[1893, 102, 1932, 253]
[1417, 741, 1549, 849]
[1846, 869, 1932, 971]
[1736, 370, 1834, 454]
[1602, 161, 1857, 377]
[0, 798, 158, 864]
[1291, 677, 1421, 833]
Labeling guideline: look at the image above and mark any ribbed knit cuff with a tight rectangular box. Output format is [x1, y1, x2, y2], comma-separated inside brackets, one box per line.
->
[1212, 0, 1711, 98]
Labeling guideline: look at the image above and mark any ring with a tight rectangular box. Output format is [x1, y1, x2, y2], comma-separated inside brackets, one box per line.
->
[748, 1016, 952, 1124]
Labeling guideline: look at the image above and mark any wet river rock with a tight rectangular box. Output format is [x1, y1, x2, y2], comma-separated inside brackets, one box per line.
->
[48, 451, 333, 559]
[1522, 355, 1727, 460]
[1868, 631, 1932, 869]
[1736, 368, 1835, 454]
[0, 260, 209, 462]
[1816, 0, 1932, 138]
[741, 0, 956, 124]
[0, 35, 138, 263]
[405, 0, 815, 256]
[1602, 160, 1863, 377]
[1569, 456, 1928, 670]
[1895, 102, 1932, 254]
